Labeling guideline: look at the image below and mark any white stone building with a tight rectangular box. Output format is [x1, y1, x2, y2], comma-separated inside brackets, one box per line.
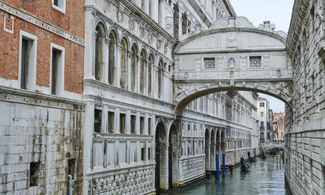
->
[0, 0, 261, 194]
[256, 97, 270, 143]
[83, 0, 258, 193]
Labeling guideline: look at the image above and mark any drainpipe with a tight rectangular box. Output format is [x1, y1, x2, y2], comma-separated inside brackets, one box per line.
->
[68, 175, 73, 195]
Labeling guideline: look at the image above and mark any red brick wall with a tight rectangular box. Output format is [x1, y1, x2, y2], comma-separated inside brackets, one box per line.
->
[0, 0, 84, 94]
[3, 0, 84, 38]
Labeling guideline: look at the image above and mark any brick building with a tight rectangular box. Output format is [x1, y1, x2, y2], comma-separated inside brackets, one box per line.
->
[0, 0, 85, 194]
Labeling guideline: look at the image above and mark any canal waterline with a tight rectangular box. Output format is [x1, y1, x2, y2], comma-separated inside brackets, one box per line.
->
[161, 154, 289, 195]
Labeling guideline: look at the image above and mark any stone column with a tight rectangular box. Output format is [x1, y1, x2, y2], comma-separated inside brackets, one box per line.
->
[145, 0, 150, 14]
[154, 55, 159, 98]
[115, 108, 120, 134]
[85, 10, 95, 80]
[103, 38, 110, 83]
[159, 0, 166, 29]
[114, 43, 121, 87]
[136, 112, 140, 134]
[102, 106, 108, 133]
[145, 59, 148, 96]
[207, 139, 211, 170]
[136, 55, 140, 93]
[160, 143, 168, 190]
[84, 103, 94, 171]
[127, 50, 132, 91]
[145, 113, 149, 135]
[126, 110, 131, 134]
[153, 0, 159, 22]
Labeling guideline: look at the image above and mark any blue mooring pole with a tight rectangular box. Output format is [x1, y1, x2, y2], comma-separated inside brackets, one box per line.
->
[222, 152, 225, 177]
[216, 152, 219, 181]
[68, 174, 72, 195]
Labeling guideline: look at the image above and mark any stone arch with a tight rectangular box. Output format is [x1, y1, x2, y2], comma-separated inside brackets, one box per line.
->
[175, 85, 292, 114]
[173, 17, 293, 116]
[140, 49, 147, 94]
[168, 123, 179, 188]
[148, 53, 154, 96]
[94, 22, 106, 81]
[158, 58, 164, 99]
[204, 128, 210, 171]
[155, 119, 168, 191]
[131, 43, 138, 92]
[120, 37, 128, 89]
[108, 30, 118, 85]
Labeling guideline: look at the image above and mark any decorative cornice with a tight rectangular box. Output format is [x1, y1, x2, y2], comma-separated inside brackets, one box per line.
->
[286, 0, 310, 54]
[187, 0, 212, 27]
[222, 0, 237, 17]
[174, 28, 287, 53]
[119, 0, 176, 44]
[0, 1, 85, 46]
[0, 86, 84, 109]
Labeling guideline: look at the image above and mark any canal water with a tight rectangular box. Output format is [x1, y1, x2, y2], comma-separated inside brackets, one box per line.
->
[162, 154, 289, 195]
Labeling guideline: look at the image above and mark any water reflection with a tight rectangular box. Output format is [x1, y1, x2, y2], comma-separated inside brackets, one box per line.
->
[161, 154, 289, 195]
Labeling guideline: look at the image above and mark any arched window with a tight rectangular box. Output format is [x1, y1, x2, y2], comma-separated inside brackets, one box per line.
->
[95, 23, 106, 81]
[148, 54, 154, 96]
[108, 31, 117, 85]
[131, 44, 138, 92]
[120, 38, 128, 89]
[158, 59, 163, 99]
[140, 49, 146, 94]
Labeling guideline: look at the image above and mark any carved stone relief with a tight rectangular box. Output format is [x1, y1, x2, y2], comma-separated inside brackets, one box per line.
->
[228, 57, 236, 68]
[129, 18, 135, 31]
[226, 32, 237, 48]
[88, 168, 154, 194]
[117, 9, 124, 23]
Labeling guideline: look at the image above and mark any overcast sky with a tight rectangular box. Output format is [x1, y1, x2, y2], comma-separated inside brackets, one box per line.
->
[230, 0, 294, 112]
[230, 0, 295, 32]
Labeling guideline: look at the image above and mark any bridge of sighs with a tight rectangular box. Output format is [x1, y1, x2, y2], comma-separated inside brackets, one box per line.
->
[173, 17, 293, 113]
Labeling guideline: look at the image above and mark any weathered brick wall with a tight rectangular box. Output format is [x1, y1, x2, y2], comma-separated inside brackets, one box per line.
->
[0, 88, 84, 194]
[286, 0, 325, 194]
[2, 0, 84, 38]
[0, 1, 84, 94]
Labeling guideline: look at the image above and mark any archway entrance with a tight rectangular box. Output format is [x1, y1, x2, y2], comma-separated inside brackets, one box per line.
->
[168, 124, 179, 188]
[155, 122, 167, 191]
[205, 129, 209, 172]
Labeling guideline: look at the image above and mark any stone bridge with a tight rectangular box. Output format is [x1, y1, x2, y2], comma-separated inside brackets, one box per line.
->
[173, 17, 293, 113]
[260, 142, 285, 151]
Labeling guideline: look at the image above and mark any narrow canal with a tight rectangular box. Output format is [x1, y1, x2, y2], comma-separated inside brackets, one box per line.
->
[162, 154, 289, 195]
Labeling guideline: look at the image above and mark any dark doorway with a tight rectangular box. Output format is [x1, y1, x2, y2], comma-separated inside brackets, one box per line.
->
[155, 122, 166, 192]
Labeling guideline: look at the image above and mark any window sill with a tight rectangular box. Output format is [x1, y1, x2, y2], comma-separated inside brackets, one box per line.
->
[52, 5, 66, 14]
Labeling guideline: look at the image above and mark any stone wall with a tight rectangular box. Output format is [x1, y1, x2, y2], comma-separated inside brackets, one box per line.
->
[0, 87, 84, 194]
[286, 0, 325, 194]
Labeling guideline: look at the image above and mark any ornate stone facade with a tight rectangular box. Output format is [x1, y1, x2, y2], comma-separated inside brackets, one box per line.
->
[0, 0, 268, 194]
